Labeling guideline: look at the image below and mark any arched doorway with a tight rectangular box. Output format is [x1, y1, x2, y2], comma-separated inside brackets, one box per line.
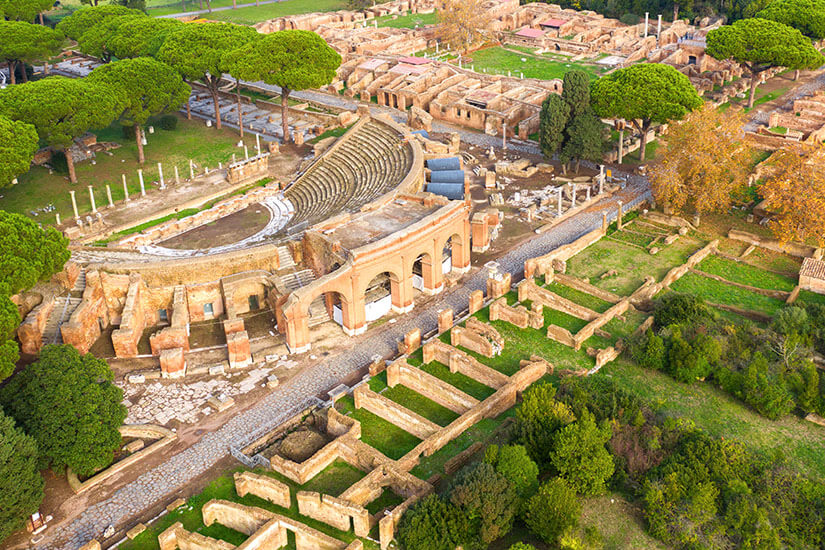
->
[364, 272, 394, 322]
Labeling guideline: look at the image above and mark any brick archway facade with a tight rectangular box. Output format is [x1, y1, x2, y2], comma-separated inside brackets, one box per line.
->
[282, 200, 471, 353]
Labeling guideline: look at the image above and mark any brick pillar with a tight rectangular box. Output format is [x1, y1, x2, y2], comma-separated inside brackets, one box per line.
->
[471, 213, 490, 253]
[438, 308, 454, 333]
[226, 330, 251, 369]
[469, 290, 484, 314]
[160, 347, 186, 378]
[398, 328, 421, 355]
[391, 275, 414, 314]
[487, 272, 511, 299]
[420, 253, 444, 295]
[285, 310, 311, 354]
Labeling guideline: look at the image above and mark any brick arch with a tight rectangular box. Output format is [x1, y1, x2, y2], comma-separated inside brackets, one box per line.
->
[437, 228, 471, 274]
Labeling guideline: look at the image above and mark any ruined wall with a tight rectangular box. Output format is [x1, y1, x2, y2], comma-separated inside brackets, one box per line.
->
[422, 340, 509, 389]
[553, 273, 621, 303]
[296, 491, 370, 536]
[353, 386, 440, 439]
[111, 274, 146, 358]
[489, 297, 542, 329]
[525, 225, 605, 278]
[60, 271, 109, 354]
[234, 471, 290, 509]
[518, 280, 599, 321]
[158, 522, 234, 550]
[17, 296, 55, 355]
[387, 358, 479, 414]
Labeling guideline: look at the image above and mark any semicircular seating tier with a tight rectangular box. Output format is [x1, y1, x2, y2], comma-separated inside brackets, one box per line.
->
[284, 118, 415, 228]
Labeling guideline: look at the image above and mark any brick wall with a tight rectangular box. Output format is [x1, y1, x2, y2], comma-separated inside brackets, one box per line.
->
[387, 358, 479, 414]
[353, 386, 440, 439]
[518, 280, 599, 321]
[234, 471, 290, 509]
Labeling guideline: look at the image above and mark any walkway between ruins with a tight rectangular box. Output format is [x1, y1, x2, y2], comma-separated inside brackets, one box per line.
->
[36, 178, 649, 550]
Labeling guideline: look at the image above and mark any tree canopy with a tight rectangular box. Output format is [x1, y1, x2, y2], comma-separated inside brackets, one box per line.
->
[706, 19, 824, 107]
[0, 0, 54, 21]
[515, 383, 576, 467]
[436, 0, 492, 53]
[109, 17, 183, 59]
[524, 478, 580, 545]
[0, 345, 127, 477]
[550, 409, 615, 495]
[57, 4, 144, 41]
[0, 77, 124, 182]
[0, 408, 44, 542]
[89, 57, 190, 163]
[222, 30, 340, 141]
[0, 115, 38, 188]
[448, 462, 518, 546]
[158, 22, 259, 130]
[76, 12, 144, 63]
[538, 94, 570, 160]
[590, 63, 702, 160]
[756, 0, 825, 39]
[0, 211, 70, 295]
[649, 103, 753, 221]
[0, 21, 64, 85]
[396, 494, 471, 550]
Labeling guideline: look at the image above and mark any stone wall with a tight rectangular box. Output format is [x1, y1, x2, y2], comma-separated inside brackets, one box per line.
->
[552, 273, 621, 303]
[546, 323, 576, 347]
[728, 230, 817, 258]
[112, 274, 146, 357]
[353, 385, 440, 439]
[158, 522, 234, 550]
[150, 285, 190, 355]
[17, 296, 55, 355]
[489, 297, 530, 329]
[227, 154, 270, 185]
[234, 471, 290, 508]
[61, 270, 109, 354]
[518, 280, 599, 321]
[450, 324, 498, 357]
[422, 340, 509, 389]
[387, 358, 479, 414]
[296, 491, 370, 536]
[525, 225, 605, 278]
[572, 298, 630, 350]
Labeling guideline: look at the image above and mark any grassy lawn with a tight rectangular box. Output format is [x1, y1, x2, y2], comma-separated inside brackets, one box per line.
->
[369, 372, 460, 426]
[696, 255, 797, 291]
[407, 351, 497, 401]
[208, 0, 348, 24]
[467, 46, 608, 80]
[601, 360, 825, 482]
[119, 467, 380, 550]
[365, 490, 405, 515]
[302, 460, 365, 496]
[336, 396, 422, 460]
[566, 237, 704, 296]
[376, 10, 438, 28]
[2, 115, 253, 224]
[608, 230, 656, 249]
[669, 272, 785, 316]
[797, 289, 825, 305]
[542, 280, 613, 313]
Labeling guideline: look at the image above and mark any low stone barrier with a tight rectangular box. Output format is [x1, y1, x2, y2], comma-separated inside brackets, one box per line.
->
[728, 230, 816, 258]
[443, 442, 484, 475]
[353, 386, 440, 439]
[17, 296, 55, 355]
[234, 471, 290, 508]
[546, 324, 576, 347]
[451, 323, 500, 357]
[489, 297, 542, 329]
[689, 268, 791, 300]
[553, 273, 622, 303]
[422, 340, 510, 390]
[296, 491, 370, 536]
[573, 298, 630, 350]
[387, 358, 479, 414]
[518, 280, 599, 321]
[525, 225, 605, 278]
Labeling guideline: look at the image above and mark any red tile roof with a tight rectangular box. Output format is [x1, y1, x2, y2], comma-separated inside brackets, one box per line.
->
[515, 28, 544, 38]
[801, 257, 825, 280]
[540, 18, 567, 27]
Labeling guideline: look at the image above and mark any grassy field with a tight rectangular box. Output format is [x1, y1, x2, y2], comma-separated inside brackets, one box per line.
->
[467, 46, 608, 80]
[207, 0, 348, 24]
[601, 359, 825, 481]
[119, 467, 380, 550]
[302, 460, 365, 496]
[696, 254, 797, 291]
[376, 10, 438, 28]
[1, 115, 253, 224]
[408, 351, 497, 401]
[543, 281, 613, 313]
[669, 272, 785, 316]
[336, 395, 422, 460]
[369, 372, 460, 426]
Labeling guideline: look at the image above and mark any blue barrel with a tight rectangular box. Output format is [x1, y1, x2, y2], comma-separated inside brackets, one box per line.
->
[426, 157, 461, 171]
[426, 183, 464, 200]
[429, 169, 465, 184]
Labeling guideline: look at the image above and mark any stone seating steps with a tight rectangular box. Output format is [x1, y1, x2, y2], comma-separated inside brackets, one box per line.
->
[276, 246, 295, 269]
[308, 295, 331, 327]
[41, 296, 82, 346]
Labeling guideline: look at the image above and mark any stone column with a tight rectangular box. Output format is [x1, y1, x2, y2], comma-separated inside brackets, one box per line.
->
[122, 174, 130, 201]
[618, 128, 624, 164]
[106, 184, 114, 207]
[602, 211, 608, 233]
[157, 163, 165, 190]
[256, 133, 261, 155]
[657, 14, 662, 42]
[571, 183, 577, 208]
[174, 166, 180, 185]
[644, 12, 649, 37]
[70, 190, 79, 219]
[557, 188, 563, 216]
[138, 169, 146, 197]
[189, 160, 194, 179]
[55, 213, 61, 226]
[599, 165, 605, 194]
[438, 309, 454, 333]
[88, 185, 97, 213]
[586, 185, 591, 201]
[501, 122, 507, 150]
[617, 200, 624, 230]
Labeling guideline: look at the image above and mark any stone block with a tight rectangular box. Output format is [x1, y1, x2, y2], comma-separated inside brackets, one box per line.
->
[159, 348, 186, 379]
[369, 355, 386, 375]
[208, 394, 235, 412]
[126, 524, 146, 540]
[78, 542, 100, 550]
[127, 374, 146, 384]
[209, 365, 225, 376]
[166, 498, 186, 513]
[469, 290, 484, 314]
[487, 272, 511, 299]
[484, 170, 496, 189]
[227, 330, 252, 369]
[398, 328, 421, 355]
[124, 439, 144, 454]
[267, 375, 280, 389]
[437, 309, 454, 333]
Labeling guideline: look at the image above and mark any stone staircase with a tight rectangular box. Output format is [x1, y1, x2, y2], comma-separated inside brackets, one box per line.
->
[41, 297, 82, 346]
[277, 246, 295, 269]
[72, 268, 87, 293]
[280, 269, 316, 292]
[285, 120, 414, 228]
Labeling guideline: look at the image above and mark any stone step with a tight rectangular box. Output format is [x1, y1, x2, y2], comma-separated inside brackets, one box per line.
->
[41, 296, 83, 346]
[276, 246, 295, 269]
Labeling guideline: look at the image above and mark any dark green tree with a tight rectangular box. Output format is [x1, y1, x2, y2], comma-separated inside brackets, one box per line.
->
[222, 30, 341, 142]
[0, 211, 69, 295]
[109, 17, 183, 59]
[0, 408, 44, 542]
[0, 0, 54, 22]
[562, 69, 591, 117]
[448, 462, 518, 546]
[550, 409, 615, 495]
[757, 0, 825, 40]
[524, 478, 581, 545]
[0, 21, 63, 85]
[56, 4, 144, 41]
[560, 113, 607, 172]
[590, 63, 702, 161]
[0, 77, 124, 183]
[515, 383, 576, 467]
[653, 292, 712, 328]
[89, 57, 191, 164]
[484, 443, 540, 504]
[538, 93, 570, 160]
[76, 12, 146, 63]
[396, 494, 470, 550]
[632, 329, 667, 371]
[158, 22, 259, 130]
[0, 345, 127, 477]
[706, 19, 824, 108]
[0, 115, 38, 187]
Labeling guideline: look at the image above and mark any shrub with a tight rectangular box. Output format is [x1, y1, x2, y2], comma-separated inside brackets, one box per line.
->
[397, 494, 469, 550]
[515, 383, 575, 467]
[508, 544, 537, 550]
[524, 478, 580, 544]
[632, 329, 667, 371]
[485, 444, 539, 504]
[550, 410, 615, 495]
[772, 306, 809, 337]
[741, 353, 794, 419]
[448, 462, 518, 546]
[653, 292, 711, 328]
[159, 114, 178, 130]
[619, 13, 640, 25]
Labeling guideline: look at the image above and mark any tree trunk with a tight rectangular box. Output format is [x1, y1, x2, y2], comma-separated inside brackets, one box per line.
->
[617, 128, 624, 164]
[210, 84, 222, 129]
[748, 73, 758, 109]
[673, 4, 679, 21]
[135, 125, 145, 164]
[8, 61, 15, 85]
[186, 100, 191, 120]
[232, 0, 236, 7]
[794, 69, 800, 81]
[39, 12, 44, 25]
[638, 121, 649, 162]
[207, 0, 212, 12]
[236, 79, 244, 137]
[575, 158, 581, 173]
[281, 88, 291, 143]
[20, 63, 28, 83]
[65, 147, 77, 184]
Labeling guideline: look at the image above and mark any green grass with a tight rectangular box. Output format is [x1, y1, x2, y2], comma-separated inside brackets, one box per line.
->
[567, 236, 704, 296]
[365, 490, 405, 515]
[608, 230, 656, 249]
[408, 351, 497, 401]
[467, 46, 607, 80]
[376, 10, 438, 28]
[309, 124, 353, 144]
[336, 396, 421, 460]
[302, 460, 365, 496]
[797, 289, 825, 305]
[369, 372, 460, 426]
[669, 272, 785, 316]
[542, 280, 613, 313]
[601, 360, 825, 482]
[2, 116, 254, 225]
[769, 126, 788, 135]
[207, 0, 348, 24]
[119, 467, 380, 550]
[696, 255, 797, 291]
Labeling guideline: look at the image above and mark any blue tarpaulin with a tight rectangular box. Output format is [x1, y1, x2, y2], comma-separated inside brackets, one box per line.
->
[426, 157, 461, 171]
[412, 129, 430, 139]
[429, 170, 465, 184]
[426, 183, 464, 200]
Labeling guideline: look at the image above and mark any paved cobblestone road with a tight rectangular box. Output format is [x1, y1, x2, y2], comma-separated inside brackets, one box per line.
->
[38, 175, 649, 549]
